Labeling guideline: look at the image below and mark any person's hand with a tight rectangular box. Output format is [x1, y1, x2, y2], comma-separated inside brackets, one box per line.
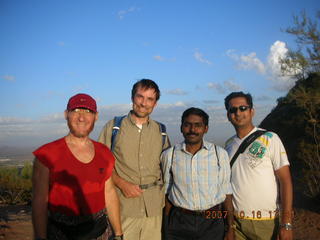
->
[119, 180, 143, 198]
[277, 228, 293, 240]
[224, 228, 235, 240]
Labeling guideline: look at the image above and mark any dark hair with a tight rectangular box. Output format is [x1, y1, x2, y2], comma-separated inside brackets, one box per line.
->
[181, 107, 209, 126]
[131, 79, 160, 101]
[224, 91, 253, 110]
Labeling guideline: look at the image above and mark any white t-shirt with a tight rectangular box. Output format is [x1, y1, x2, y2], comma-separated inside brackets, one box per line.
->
[225, 127, 289, 220]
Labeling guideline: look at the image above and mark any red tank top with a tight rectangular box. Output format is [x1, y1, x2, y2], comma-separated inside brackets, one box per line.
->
[33, 138, 115, 216]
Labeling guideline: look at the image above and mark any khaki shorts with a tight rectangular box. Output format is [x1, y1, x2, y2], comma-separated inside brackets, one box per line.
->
[121, 215, 162, 240]
[234, 217, 279, 240]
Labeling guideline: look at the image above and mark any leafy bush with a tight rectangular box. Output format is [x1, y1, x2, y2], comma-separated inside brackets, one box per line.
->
[0, 161, 33, 205]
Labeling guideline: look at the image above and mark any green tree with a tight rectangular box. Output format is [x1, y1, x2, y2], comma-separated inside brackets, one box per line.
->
[280, 10, 320, 79]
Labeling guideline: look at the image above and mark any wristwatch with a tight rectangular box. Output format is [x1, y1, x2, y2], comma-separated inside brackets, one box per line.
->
[280, 223, 293, 230]
[113, 234, 124, 240]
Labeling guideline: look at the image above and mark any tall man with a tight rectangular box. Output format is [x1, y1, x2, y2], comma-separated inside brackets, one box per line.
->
[224, 92, 293, 240]
[98, 79, 170, 240]
[32, 93, 123, 240]
[161, 107, 234, 240]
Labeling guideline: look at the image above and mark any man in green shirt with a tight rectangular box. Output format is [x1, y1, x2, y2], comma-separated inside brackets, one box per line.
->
[98, 79, 170, 240]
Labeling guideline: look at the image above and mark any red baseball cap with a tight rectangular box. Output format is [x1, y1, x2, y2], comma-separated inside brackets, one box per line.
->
[67, 93, 97, 113]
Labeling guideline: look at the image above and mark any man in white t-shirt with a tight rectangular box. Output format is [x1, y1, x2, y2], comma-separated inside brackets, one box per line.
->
[224, 92, 293, 240]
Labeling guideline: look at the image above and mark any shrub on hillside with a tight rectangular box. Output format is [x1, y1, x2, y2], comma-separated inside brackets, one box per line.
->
[0, 161, 33, 205]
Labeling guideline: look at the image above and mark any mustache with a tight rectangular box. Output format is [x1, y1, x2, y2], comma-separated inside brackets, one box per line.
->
[186, 132, 199, 136]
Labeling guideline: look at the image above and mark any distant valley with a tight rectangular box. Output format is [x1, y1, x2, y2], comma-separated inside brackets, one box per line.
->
[0, 146, 34, 167]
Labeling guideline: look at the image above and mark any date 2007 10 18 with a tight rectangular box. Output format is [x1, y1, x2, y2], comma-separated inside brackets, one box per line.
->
[205, 210, 279, 219]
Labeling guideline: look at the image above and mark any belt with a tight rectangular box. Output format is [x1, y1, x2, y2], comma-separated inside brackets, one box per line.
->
[175, 204, 221, 216]
[139, 181, 162, 190]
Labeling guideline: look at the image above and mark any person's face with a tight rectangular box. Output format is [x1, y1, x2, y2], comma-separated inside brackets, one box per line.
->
[181, 114, 208, 145]
[65, 108, 98, 138]
[132, 87, 158, 119]
[227, 97, 254, 129]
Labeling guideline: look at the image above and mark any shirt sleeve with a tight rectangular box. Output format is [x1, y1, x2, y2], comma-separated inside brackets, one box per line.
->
[33, 144, 54, 169]
[217, 146, 233, 195]
[270, 132, 290, 170]
[160, 147, 173, 194]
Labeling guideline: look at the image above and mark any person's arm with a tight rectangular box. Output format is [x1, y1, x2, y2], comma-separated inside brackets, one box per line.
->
[275, 165, 293, 240]
[98, 121, 142, 199]
[105, 177, 123, 237]
[218, 147, 235, 240]
[223, 194, 235, 240]
[112, 171, 143, 198]
[32, 158, 49, 239]
[160, 148, 174, 216]
[164, 195, 173, 216]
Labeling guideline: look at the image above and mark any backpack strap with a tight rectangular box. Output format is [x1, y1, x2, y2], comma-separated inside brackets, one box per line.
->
[111, 117, 167, 151]
[111, 115, 126, 152]
[230, 130, 267, 168]
[214, 145, 220, 168]
[158, 122, 167, 148]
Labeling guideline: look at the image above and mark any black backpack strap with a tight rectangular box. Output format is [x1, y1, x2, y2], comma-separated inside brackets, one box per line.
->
[230, 130, 267, 168]
[111, 115, 126, 152]
[156, 121, 167, 148]
[214, 145, 220, 168]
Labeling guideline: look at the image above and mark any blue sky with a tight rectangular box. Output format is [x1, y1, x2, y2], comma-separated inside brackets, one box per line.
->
[0, 0, 318, 147]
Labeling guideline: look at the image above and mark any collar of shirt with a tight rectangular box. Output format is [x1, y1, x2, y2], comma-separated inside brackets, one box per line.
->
[179, 140, 211, 154]
[128, 111, 150, 126]
[235, 126, 258, 143]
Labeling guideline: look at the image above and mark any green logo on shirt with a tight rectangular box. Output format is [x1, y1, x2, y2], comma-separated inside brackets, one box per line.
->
[249, 142, 266, 159]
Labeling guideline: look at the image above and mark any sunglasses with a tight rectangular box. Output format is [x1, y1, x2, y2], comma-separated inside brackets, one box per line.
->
[228, 105, 251, 114]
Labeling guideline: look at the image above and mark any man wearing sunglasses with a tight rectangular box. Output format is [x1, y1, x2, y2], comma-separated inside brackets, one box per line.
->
[224, 92, 293, 240]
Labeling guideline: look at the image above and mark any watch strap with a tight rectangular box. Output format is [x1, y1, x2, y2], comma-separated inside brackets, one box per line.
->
[280, 223, 293, 230]
[113, 235, 124, 240]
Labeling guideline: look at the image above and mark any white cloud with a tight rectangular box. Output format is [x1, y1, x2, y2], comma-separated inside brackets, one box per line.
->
[118, 7, 139, 20]
[226, 50, 265, 74]
[0, 101, 276, 148]
[154, 55, 165, 61]
[2, 75, 15, 82]
[166, 88, 188, 96]
[239, 52, 266, 74]
[0, 117, 32, 125]
[254, 95, 272, 101]
[208, 80, 242, 94]
[266, 41, 297, 91]
[223, 80, 241, 91]
[226, 41, 299, 92]
[208, 82, 225, 94]
[194, 50, 212, 65]
[153, 55, 176, 62]
[203, 100, 219, 104]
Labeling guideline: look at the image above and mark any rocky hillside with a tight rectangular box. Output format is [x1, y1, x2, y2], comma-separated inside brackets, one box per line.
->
[259, 73, 320, 211]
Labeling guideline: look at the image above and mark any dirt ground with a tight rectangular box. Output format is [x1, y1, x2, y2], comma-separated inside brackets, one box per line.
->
[0, 205, 32, 240]
[0, 205, 320, 240]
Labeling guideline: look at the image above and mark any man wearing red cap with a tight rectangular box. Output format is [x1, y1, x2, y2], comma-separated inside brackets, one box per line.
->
[32, 93, 124, 240]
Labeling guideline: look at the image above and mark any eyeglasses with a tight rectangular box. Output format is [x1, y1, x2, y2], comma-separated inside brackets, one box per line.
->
[71, 108, 94, 114]
[228, 105, 251, 114]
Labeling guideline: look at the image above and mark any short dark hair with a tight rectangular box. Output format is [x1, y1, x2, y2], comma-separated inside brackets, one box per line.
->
[181, 107, 209, 126]
[224, 91, 253, 110]
[131, 79, 160, 101]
